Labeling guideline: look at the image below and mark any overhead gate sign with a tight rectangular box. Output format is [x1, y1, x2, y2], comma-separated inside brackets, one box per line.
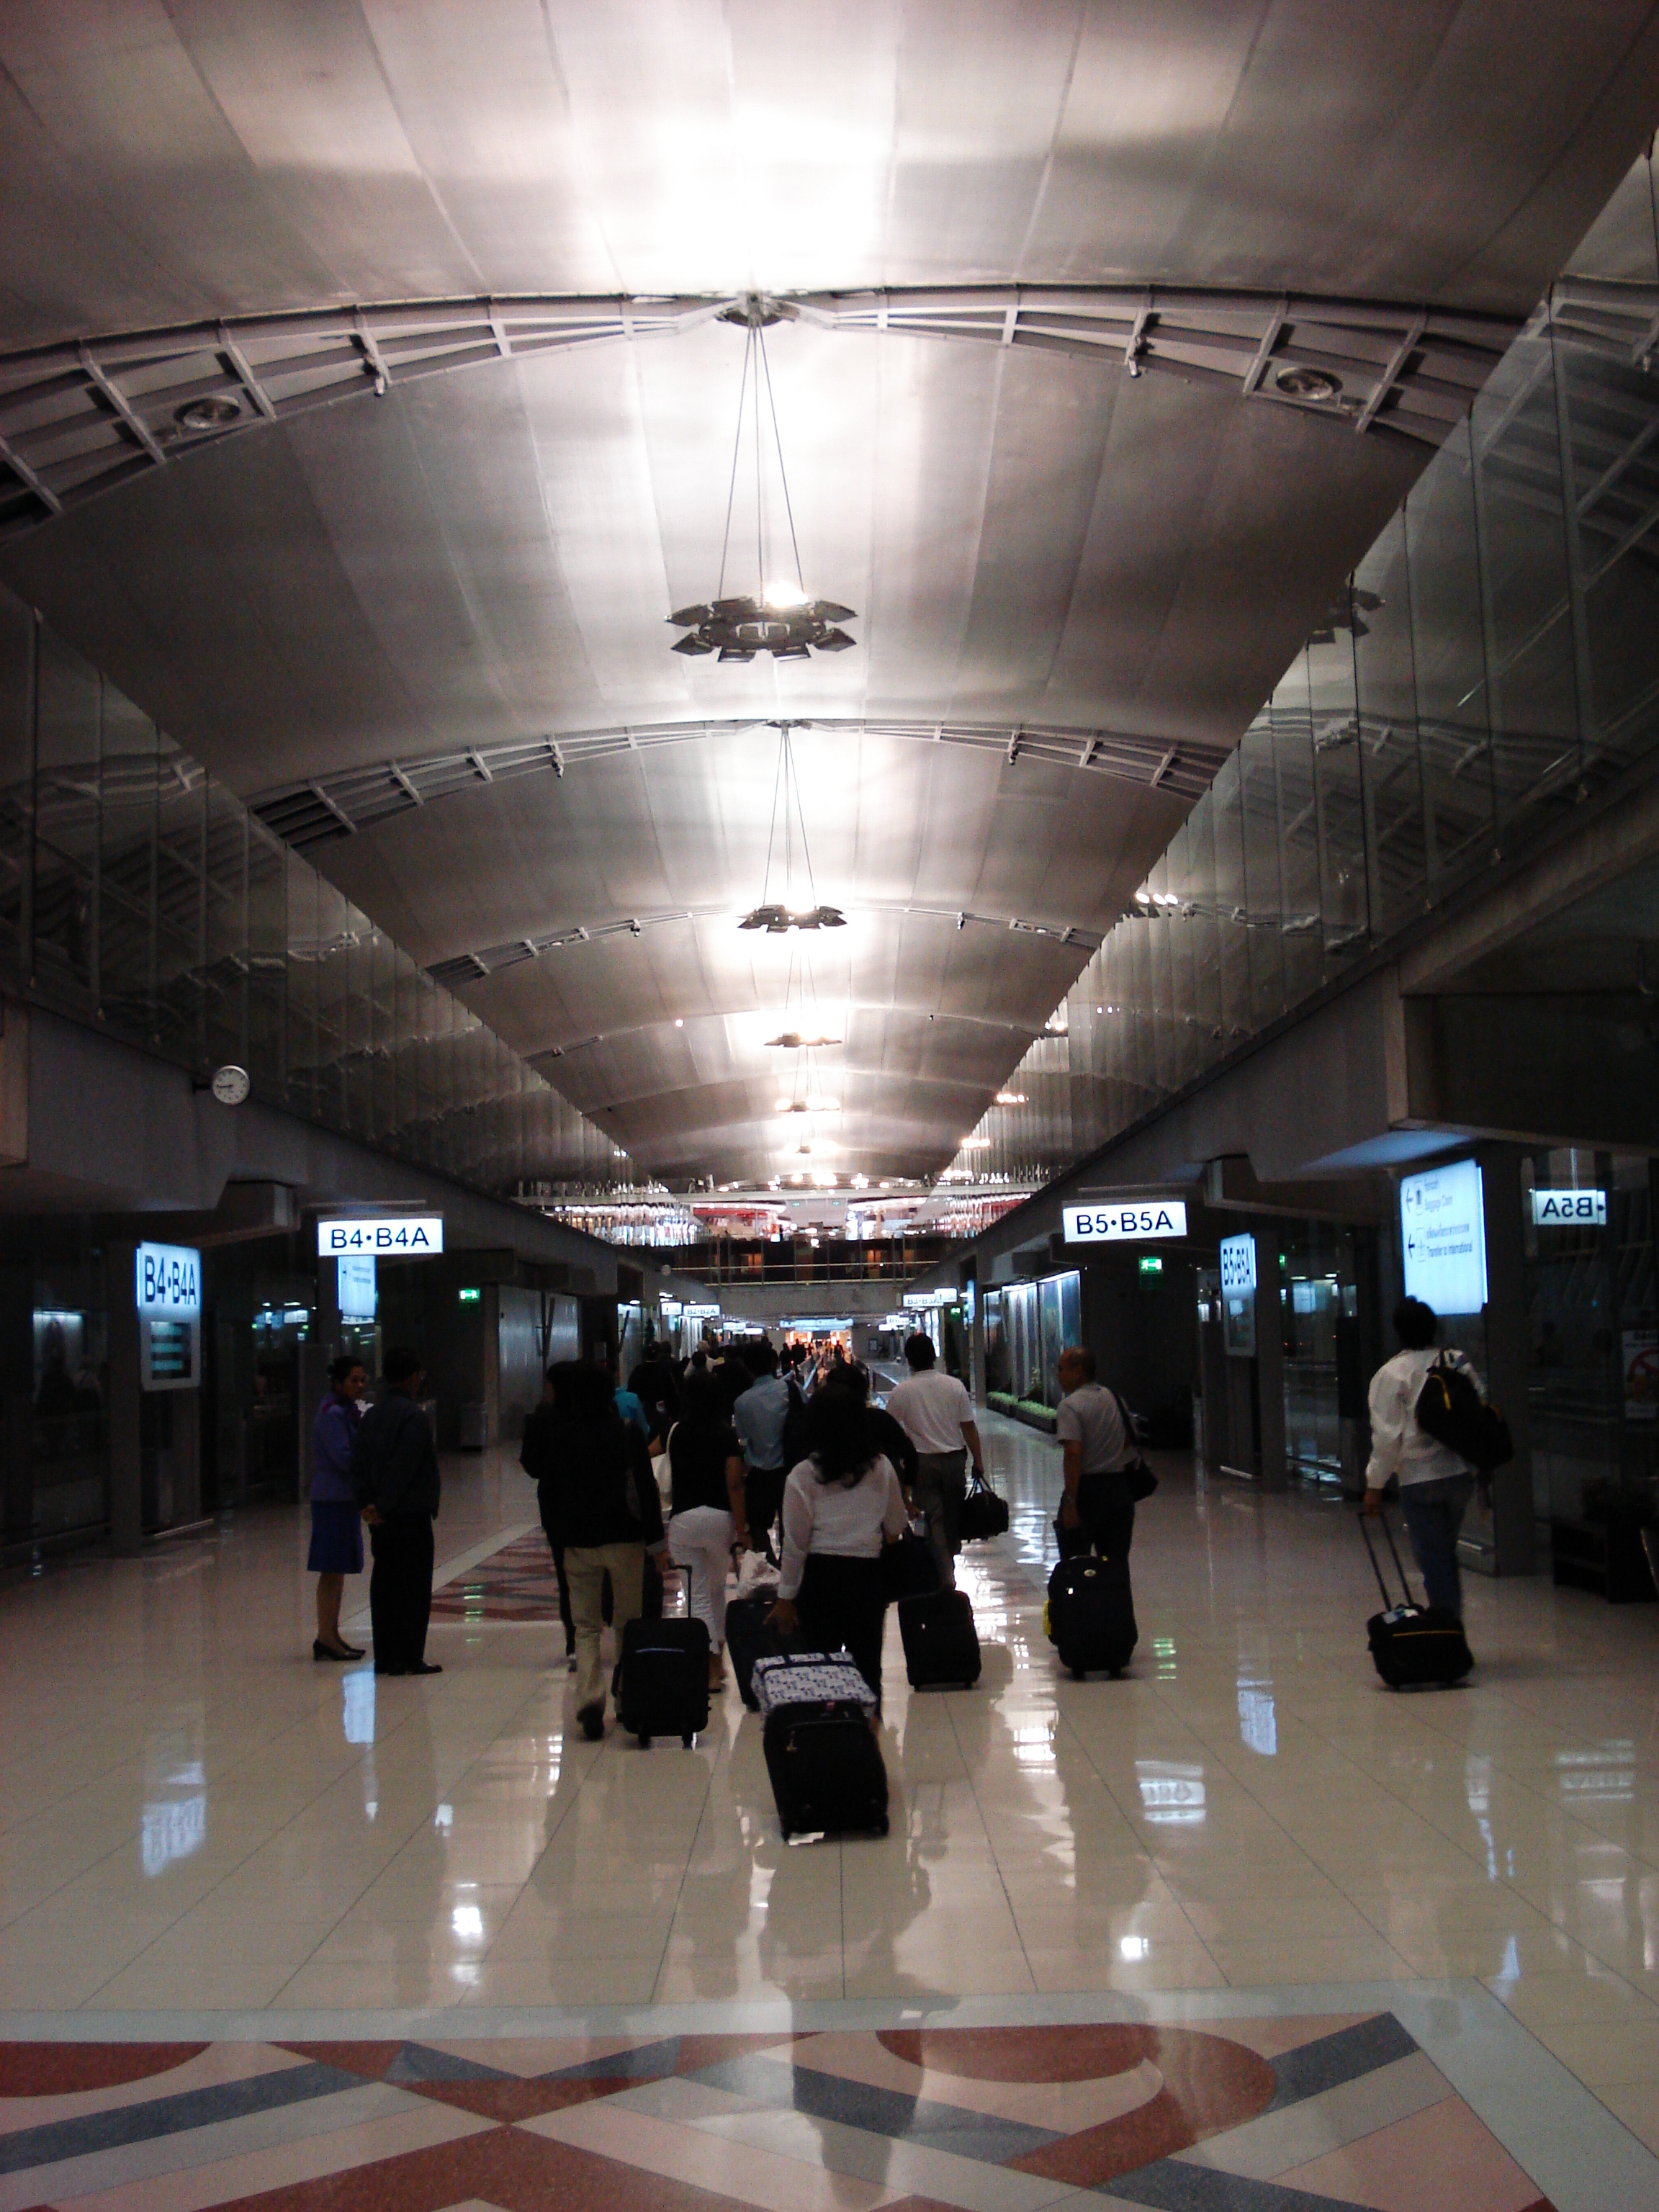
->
[318, 1215, 444, 1256]
[1062, 1201, 1188, 1245]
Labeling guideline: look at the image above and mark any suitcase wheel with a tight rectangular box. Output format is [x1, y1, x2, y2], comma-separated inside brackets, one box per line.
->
[681, 1732, 694, 1748]
[875, 1813, 889, 1837]
[637, 1732, 652, 1748]
[1071, 1666, 1087, 1681]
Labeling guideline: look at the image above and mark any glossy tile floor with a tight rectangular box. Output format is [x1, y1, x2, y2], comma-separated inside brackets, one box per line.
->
[4, 1415, 1659, 2203]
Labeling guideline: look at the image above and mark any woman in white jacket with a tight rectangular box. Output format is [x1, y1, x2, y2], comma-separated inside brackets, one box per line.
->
[1364, 1296, 1480, 1623]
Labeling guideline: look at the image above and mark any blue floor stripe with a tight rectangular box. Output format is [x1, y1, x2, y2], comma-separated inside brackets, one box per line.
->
[1264, 2014, 1419, 2112]
[0, 2060, 365, 2176]
[691, 2052, 1061, 2165]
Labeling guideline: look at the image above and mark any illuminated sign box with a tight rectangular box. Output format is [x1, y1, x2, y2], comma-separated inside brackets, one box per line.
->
[1219, 1233, 1256, 1296]
[1062, 1200, 1188, 1245]
[318, 1215, 444, 1256]
[1532, 1187, 1606, 1228]
[136, 1242, 201, 1316]
[337, 1255, 377, 1319]
[135, 1243, 202, 1390]
[1401, 1159, 1488, 1316]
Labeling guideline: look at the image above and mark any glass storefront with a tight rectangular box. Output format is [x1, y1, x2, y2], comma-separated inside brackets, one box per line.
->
[1277, 1223, 1364, 1487]
[982, 1272, 1080, 1412]
[1523, 1149, 1658, 1529]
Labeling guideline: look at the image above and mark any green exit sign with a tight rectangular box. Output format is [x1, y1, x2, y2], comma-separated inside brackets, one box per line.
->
[1138, 1255, 1164, 1276]
[459, 1287, 481, 1304]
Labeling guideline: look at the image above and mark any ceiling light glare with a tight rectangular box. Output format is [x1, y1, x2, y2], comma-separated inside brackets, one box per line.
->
[673, 1017, 684, 1028]
[995, 1091, 1026, 1106]
[851, 1174, 869, 1189]
[765, 1030, 842, 1048]
[739, 903, 847, 934]
[1135, 889, 1153, 904]
[765, 579, 809, 608]
[961, 1136, 992, 1150]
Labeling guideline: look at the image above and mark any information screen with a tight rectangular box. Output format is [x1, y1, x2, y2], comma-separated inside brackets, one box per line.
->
[318, 1216, 444, 1256]
[140, 1313, 200, 1391]
[1401, 1159, 1488, 1316]
[337, 1254, 377, 1318]
[1062, 1200, 1188, 1244]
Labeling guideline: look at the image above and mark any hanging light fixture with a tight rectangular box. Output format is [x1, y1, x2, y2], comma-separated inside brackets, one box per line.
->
[669, 299, 857, 663]
[744, 729, 850, 1167]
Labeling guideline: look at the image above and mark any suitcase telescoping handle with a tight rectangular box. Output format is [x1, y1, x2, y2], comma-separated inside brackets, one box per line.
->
[1359, 1505, 1422, 1610]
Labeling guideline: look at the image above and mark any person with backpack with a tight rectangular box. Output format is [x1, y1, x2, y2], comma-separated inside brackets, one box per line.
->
[1364, 1297, 1484, 1624]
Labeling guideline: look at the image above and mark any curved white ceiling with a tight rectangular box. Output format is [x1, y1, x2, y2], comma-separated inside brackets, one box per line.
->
[1, 0, 1655, 1184]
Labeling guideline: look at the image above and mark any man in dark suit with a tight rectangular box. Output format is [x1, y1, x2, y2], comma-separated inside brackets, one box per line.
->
[351, 1346, 442, 1677]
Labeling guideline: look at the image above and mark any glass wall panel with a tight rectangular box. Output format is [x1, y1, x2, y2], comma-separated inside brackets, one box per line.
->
[30, 631, 99, 1012]
[99, 688, 159, 1046]
[1240, 717, 1286, 1030]
[1353, 511, 1429, 938]
[1210, 753, 1250, 1048]
[152, 746, 202, 1058]
[1408, 418, 1498, 889]
[1270, 658, 1323, 1010]
[1306, 621, 1369, 969]
[1468, 328, 1583, 840]
[202, 780, 248, 1075]
[246, 821, 286, 1090]
[0, 595, 31, 986]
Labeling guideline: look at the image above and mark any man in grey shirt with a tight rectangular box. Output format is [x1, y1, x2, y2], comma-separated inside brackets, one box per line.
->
[733, 1341, 794, 1560]
[1055, 1345, 1135, 1563]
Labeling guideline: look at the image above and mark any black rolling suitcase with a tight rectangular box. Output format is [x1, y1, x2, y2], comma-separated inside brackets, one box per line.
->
[1362, 1510, 1473, 1690]
[617, 1573, 711, 1744]
[755, 1654, 888, 1840]
[1046, 1553, 1136, 1678]
[725, 1593, 791, 1711]
[898, 1588, 981, 1689]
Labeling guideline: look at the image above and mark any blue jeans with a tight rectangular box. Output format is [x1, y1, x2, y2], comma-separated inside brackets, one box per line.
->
[1401, 1476, 1474, 1620]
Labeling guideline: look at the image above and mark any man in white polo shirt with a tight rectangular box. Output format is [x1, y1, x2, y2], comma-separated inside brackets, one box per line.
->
[885, 1333, 985, 1588]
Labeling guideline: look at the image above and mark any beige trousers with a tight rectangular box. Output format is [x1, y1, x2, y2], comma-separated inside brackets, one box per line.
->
[564, 1542, 644, 1715]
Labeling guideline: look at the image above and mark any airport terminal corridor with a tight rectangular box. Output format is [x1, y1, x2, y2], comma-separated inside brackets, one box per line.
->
[4, 1416, 1659, 2207]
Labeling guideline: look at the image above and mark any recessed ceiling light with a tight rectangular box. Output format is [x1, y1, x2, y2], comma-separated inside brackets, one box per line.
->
[175, 394, 241, 431]
[995, 1091, 1026, 1105]
[1275, 365, 1343, 403]
[673, 1017, 684, 1028]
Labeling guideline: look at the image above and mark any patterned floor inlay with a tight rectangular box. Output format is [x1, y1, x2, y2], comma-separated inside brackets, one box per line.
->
[0, 2018, 1553, 2210]
[428, 1530, 559, 1624]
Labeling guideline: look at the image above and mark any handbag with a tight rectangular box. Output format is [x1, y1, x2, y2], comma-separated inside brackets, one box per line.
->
[1110, 1389, 1158, 1501]
[880, 1527, 941, 1601]
[958, 1468, 1011, 1542]
[650, 1421, 675, 1509]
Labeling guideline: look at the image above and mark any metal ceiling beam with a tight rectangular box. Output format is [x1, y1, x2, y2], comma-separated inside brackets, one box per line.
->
[0, 283, 1523, 541]
[249, 716, 1231, 852]
[428, 899, 1108, 992]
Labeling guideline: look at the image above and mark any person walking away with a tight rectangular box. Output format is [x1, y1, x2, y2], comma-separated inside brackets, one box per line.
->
[884, 1333, 985, 1588]
[817, 1359, 919, 1493]
[521, 1367, 577, 1671]
[350, 1349, 442, 1678]
[608, 1357, 655, 1444]
[538, 1360, 666, 1739]
[768, 1388, 908, 1708]
[309, 1354, 367, 1661]
[1055, 1346, 1135, 1561]
[667, 1370, 750, 1690]
[733, 1341, 792, 1561]
[1364, 1298, 1480, 1624]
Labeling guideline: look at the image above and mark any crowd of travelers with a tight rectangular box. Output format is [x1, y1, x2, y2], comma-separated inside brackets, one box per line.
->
[308, 1293, 1495, 1727]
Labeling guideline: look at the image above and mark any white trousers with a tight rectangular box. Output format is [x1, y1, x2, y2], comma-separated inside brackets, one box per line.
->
[668, 1505, 734, 1647]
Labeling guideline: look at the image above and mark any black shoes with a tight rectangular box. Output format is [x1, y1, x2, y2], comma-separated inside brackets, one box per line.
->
[373, 1659, 441, 1676]
[313, 1639, 364, 1663]
[577, 1703, 605, 1741]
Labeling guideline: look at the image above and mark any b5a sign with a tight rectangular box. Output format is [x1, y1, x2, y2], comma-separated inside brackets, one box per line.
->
[1062, 1201, 1188, 1245]
[1531, 1188, 1606, 1228]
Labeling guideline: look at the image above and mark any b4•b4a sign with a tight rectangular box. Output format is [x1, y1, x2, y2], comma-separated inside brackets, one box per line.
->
[1062, 1201, 1188, 1245]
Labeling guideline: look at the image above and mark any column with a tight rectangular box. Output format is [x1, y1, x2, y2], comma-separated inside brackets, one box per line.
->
[1480, 1145, 1537, 1576]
